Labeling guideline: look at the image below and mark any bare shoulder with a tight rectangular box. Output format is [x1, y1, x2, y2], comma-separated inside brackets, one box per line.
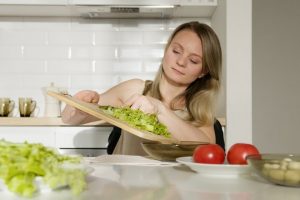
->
[118, 79, 145, 92]
[99, 79, 146, 107]
[121, 78, 145, 87]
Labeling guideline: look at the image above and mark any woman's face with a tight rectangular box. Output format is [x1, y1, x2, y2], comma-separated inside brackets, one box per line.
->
[162, 29, 204, 86]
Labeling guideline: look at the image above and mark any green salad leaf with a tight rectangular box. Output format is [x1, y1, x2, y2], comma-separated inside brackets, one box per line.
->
[0, 139, 86, 197]
[100, 106, 171, 138]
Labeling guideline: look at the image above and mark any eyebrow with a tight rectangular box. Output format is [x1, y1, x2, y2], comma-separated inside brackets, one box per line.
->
[172, 42, 202, 59]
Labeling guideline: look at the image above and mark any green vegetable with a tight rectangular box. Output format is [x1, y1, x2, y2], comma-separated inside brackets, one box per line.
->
[100, 106, 171, 138]
[0, 139, 86, 197]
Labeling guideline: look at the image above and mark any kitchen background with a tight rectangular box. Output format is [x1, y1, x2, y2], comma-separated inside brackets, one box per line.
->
[0, 0, 299, 155]
[1, 17, 208, 154]
[0, 3, 225, 155]
[0, 17, 205, 113]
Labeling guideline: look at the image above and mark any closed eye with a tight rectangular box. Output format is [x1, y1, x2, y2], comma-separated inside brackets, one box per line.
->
[190, 59, 199, 64]
[173, 49, 180, 54]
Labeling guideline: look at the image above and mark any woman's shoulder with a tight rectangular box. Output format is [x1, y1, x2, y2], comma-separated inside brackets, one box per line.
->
[124, 78, 145, 85]
[117, 79, 146, 94]
[119, 79, 145, 89]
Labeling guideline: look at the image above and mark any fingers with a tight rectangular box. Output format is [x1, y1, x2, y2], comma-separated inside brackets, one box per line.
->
[124, 94, 140, 107]
[74, 90, 99, 104]
[124, 94, 156, 114]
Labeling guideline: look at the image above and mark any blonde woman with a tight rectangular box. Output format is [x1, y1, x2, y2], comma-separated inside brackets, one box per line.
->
[61, 21, 222, 155]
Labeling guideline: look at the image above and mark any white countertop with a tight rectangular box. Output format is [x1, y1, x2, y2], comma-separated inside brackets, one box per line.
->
[0, 117, 226, 127]
[1, 156, 300, 200]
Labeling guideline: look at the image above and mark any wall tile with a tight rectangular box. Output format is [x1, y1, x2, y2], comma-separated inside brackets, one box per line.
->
[48, 31, 93, 45]
[118, 19, 166, 31]
[95, 31, 143, 45]
[0, 60, 46, 74]
[70, 74, 115, 89]
[0, 31, 46, 45]
[0, 17, 24, 30]
[22, 17, 71, 31]
[94, 60, 114, 73]
[143, 31, 171, 44]
[21, 74, 70, 89]
[144, 60, 161, 73]
[0, 46, 22, 59]
[23, 45, 69, 59]
[0, 74, 23, 90]
[47, 60, 93, 74]
[71, 46, 116, 59]
[70, 18, 118, 31]
[118, 46, 143, 59]
[113, 61, 143, 73]
[143, 45, 165, 58]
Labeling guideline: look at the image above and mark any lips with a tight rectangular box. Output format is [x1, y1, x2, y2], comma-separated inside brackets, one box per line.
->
[171, 67, 185, 75]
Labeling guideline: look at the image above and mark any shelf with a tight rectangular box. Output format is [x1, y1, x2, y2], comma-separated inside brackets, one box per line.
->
[0, 117, 110, 127]
[0, 117, 225, 127]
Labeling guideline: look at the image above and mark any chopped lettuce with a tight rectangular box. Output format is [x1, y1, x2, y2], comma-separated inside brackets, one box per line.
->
[0, 139, 86, 197]
[100, 106, 171, 138]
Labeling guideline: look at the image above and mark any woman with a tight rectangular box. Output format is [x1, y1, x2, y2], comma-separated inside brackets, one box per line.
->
[61, 21, 222, 155]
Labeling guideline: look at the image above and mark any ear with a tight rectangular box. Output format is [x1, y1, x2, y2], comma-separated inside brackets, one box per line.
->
[198, 74, 205, 78]
[198, 67, 208, 78]
[198, 72, 207, 78]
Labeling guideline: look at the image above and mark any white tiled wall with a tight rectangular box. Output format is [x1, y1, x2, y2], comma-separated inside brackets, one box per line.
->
[0, 17, 209, 149]
[0, 17, 209, 114]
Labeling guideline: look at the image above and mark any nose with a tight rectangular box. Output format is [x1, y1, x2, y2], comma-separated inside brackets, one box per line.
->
[176, 55, 186, 67]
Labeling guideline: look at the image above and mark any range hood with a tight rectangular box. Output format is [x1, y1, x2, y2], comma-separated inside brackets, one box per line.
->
[77, 5, 176, 19]
[0, 0, 217, 18]
[73, 0, 217, 19]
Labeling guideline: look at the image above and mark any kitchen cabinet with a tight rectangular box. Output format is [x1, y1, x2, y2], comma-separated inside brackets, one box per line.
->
[0, 118, 112, 156]
[0, 0, 68, 4]
[0, 0, 217, 18]
[0, 0, 71, 17]
[0, 126, 56, 147]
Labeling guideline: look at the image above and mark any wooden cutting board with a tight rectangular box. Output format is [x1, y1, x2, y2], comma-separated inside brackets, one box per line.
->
[47, 91, 179, 144]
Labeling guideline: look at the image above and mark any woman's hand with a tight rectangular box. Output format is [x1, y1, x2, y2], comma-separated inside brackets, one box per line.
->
[73, 90, 100, 104]
[124, 94, 164, 115]
[61, 90, 100, 124]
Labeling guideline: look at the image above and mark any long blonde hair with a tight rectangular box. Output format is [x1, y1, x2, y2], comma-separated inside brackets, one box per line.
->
[145, 21, 222, 126]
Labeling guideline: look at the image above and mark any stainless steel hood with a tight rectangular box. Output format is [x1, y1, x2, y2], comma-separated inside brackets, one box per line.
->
[72, 0, 217, 19]
[76, 5, 177, 19]
[0, 0, 217, 18]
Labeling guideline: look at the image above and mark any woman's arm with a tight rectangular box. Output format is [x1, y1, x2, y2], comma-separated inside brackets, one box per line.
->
[158, 106, 216, 143]
[61, 79, 145, 125]
[124, 94, 215, 143]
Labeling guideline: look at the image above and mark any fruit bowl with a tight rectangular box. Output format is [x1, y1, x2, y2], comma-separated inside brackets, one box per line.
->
[141, 141, 207, 161]
[246, 154, 300, 187]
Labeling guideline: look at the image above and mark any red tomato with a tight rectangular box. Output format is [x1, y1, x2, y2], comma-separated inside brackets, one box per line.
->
[227, 143, 260, 165]
[193, 144, 225, 164]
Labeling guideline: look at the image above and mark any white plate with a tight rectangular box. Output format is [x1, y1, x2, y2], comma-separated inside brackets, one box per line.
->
[85, 155, 180, 166]
[176, 156, 250, 178]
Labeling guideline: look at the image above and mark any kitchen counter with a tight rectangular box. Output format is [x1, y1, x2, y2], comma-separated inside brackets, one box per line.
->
[76, 163, 300, 200]
[1, 157, 299, 200]
[0, 117, 226, 127]
[0, 117, 110, 126]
